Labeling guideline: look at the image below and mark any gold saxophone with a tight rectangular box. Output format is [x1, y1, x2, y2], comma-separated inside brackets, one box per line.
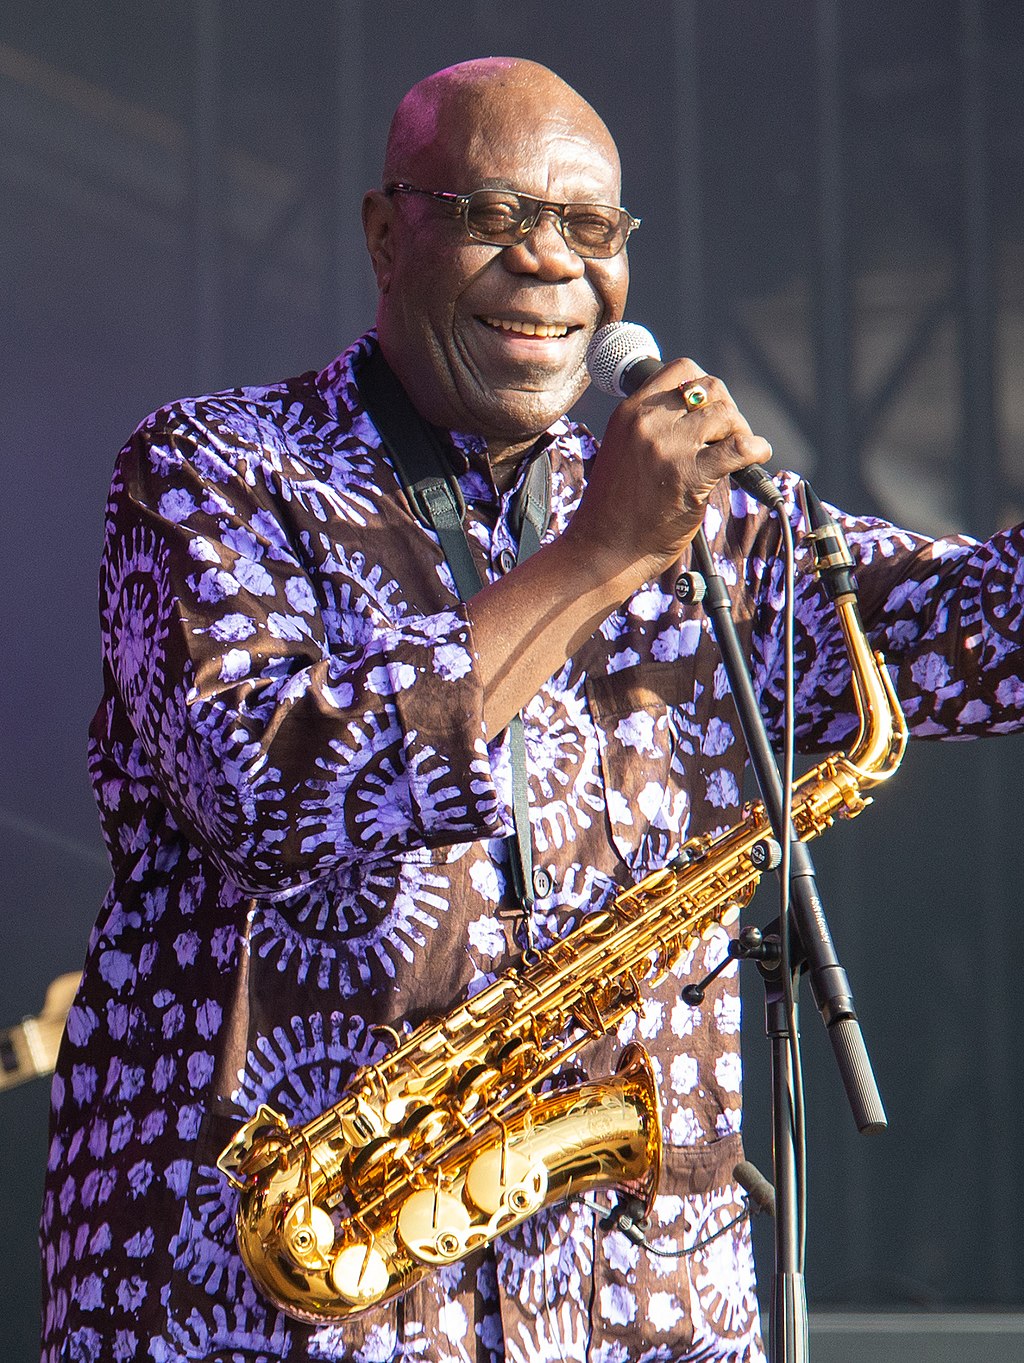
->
[218, 558, 908, 1327]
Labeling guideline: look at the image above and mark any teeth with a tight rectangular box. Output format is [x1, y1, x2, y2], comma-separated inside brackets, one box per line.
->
[482, 317, 570, 338]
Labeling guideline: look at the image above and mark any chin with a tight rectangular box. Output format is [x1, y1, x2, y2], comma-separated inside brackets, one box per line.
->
[489, 380, 585, 434]
[480, 401, 568, 443]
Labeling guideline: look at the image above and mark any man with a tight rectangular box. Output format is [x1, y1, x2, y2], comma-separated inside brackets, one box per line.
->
[40, 57, 1024, 1363]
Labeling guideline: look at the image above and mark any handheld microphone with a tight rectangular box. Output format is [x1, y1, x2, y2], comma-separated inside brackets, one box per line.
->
[585, 322, 784, 512]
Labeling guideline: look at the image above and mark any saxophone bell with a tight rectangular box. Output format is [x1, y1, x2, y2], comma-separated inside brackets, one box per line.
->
[227, 1041, 663, 1323]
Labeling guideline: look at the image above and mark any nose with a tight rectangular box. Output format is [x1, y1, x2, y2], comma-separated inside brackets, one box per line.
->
[501, 209, 586, 280]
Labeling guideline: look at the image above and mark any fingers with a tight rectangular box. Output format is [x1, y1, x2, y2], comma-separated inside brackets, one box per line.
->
[648, 361, 774, 469]
[694, 431, 774, 484]
[628, 359, 750, 433]
[628, 356, 733, 408]
[607, 357, 772, 485]
[625, 355, 705, 397]
[581, 356, 775, 576]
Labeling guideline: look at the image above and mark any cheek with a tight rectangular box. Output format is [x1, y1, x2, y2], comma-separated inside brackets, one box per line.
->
[594, 258, 630, 321]
[394, 270, 452, 346]
[405, 257, 479, 336]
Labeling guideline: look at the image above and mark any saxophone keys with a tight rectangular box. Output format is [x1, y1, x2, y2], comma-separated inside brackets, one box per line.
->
[400, 1103, 447, 1143]
[465, 1147, 546, 1217]
[493, 1036, 533, 1076]
[348, 1135, 404, 1185]
[329, 1242, 391, 1307]
[720, 902, 742, 929]
[383, 1097, 408, 1126]
[397, 1188, 473, 1263]
[340, 1096, 384, 1148]
[282, 1201, 336, 1270]
[693, 901, 741, 942]
[454, 1062, 500, 1113]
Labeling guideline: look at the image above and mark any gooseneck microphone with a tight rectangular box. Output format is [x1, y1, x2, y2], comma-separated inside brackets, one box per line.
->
[585, 322, 784, 512]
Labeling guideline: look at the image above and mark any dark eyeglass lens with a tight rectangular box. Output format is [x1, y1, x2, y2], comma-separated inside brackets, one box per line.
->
[464, 192, 523, 241]
[464, 191, 625, 257]
[561, 206, 622, 252]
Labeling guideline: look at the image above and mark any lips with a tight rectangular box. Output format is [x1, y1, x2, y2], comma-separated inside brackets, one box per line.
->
[478, 315, 576, 339]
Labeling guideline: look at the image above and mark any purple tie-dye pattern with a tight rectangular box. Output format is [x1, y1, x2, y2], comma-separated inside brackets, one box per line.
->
[40, 333, 1024, 1363]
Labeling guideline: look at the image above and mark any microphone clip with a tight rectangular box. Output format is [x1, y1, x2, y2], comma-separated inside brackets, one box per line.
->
[681, 925, 782, 1007]
[599, 1194, 652, 1246]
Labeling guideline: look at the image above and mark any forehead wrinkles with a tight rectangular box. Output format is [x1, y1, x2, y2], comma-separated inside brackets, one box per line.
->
[460, 116, 621, 201]
[386, 74, 620, 200]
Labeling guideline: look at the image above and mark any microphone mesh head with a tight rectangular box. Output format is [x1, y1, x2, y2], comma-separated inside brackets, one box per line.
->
[585, 322, 661, 397]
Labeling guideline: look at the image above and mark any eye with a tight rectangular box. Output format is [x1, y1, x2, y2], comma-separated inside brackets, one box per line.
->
[562, 207, 618, 247]
[466, 192, 522, 235]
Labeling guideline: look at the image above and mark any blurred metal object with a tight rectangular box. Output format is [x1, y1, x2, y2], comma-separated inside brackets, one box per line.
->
[0, 974, 81, 1092]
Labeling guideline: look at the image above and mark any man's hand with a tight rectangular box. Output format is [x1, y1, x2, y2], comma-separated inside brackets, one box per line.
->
[470, 358, 773, 734]
[566, 357, 774, 590]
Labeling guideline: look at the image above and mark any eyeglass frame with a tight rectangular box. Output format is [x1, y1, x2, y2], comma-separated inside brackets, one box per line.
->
[384, 182, 641, 259]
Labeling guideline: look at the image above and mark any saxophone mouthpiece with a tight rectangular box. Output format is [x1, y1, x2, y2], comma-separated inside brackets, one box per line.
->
[798, 480, 857, 601]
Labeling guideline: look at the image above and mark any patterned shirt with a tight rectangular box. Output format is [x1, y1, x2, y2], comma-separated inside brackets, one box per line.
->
[40, 333, 1024, 1363]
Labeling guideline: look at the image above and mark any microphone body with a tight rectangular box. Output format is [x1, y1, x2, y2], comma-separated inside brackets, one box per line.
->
[585, 322, 785, 512]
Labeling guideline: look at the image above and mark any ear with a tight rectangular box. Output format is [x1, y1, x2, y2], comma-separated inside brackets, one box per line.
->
[362, 190, 396, 293]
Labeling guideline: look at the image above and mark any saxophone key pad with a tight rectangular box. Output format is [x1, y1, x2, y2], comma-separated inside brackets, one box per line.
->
[329, 1243, 391, 1307]
[465, 1147, 547, 1217]
[719, 902, 741, 928]
[383, 1097, 408, 1126]
[397, 1188, 473, 1263]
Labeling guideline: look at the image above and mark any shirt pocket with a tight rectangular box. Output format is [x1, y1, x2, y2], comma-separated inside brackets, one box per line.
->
[585, 662, 700, 875]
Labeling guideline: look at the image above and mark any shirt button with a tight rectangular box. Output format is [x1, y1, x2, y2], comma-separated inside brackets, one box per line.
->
[532, 867, 552, 898]
[498, 548, 517, 573]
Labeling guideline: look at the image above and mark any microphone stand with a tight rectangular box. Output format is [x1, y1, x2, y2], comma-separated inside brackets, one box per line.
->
[686, 523, 887, 1363]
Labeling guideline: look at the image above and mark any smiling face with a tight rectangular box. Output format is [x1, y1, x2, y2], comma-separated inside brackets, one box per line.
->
[364, 61, 630, 457]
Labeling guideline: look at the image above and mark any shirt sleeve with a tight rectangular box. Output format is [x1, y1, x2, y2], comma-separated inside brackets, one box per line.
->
[97, 411, 512, 896]
[742, 475, 1024, 748]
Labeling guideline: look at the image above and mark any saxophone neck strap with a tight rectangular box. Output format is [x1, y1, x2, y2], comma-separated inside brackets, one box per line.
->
[357, 341, 551, 930]
[357, 344, 479, 599]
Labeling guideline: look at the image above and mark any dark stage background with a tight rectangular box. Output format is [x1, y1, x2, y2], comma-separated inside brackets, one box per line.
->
[3, 2, 1024, 1357]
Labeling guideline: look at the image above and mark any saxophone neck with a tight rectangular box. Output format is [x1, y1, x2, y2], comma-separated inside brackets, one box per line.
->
[798, 481, 908, 784]
[832, 593, 908, 782]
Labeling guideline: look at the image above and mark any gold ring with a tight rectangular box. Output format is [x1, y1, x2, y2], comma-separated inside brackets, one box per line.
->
[681, 381, 709, 411]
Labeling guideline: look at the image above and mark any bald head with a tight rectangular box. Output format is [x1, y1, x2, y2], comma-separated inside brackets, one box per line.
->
[381, 58, 620, 192]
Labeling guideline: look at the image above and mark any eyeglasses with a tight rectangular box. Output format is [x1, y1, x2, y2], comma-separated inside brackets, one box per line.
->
[385, 183, 640, 259]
